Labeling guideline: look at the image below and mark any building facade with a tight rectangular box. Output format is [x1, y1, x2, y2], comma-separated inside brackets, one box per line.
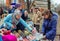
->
[8, 0, 25, 9]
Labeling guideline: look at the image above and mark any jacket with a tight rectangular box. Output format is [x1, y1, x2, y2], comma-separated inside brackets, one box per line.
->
[32, 11, 42, 25]
[3, 14, 32, 32]
[42, 12, 58, 40]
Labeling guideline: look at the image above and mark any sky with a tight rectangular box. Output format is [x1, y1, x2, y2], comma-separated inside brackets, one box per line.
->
[51, 0, 60, 5]
[51, 0, 60, 7]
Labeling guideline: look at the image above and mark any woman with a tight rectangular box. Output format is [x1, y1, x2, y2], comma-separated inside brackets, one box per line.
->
[15, 4, 28, 31]
[42, 10, 58, 41]
[2, 10, 32, 32]
[22, 10, 28, 21]
[32, 8, 42, 32]
[8, 3, 16, 14]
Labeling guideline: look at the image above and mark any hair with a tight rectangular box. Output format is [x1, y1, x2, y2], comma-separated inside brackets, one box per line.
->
[35, 8, 40, 11]
[42, 9, 52, 15]
[42, 9, 53, 19]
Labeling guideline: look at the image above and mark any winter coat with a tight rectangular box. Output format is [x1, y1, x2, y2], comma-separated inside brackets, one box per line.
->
[3, 14, 32, 32]
[42, 12, 58, 40]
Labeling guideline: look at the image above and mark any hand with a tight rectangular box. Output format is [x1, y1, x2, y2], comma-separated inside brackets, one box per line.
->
[32, 27, 37, 34]
[0, 29, 3, 35]
[12, 25, 15, 29]
[42, 35, 46, 40]
[2, 28, 7, 32]
[29, 35, 36, 40]
[43, 35, 46, 38]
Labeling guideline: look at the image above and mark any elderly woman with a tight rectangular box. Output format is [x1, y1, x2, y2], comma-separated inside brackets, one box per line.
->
[14, 4, 28, 31]
[42, 9, 58, 41]
[1, 10, 32, 32]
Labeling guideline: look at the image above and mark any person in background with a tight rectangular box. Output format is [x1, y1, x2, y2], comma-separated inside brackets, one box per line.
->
[8, 3, 16, 14]
[22, 10, 28, 21]
[15, 4, 29, 32]
[15, 4, 27, 20]
[15, 4, 26, 20]
[42, 9, 58, 41]
[39, 8, 44, 31]
[15, 3, 25, 15]
[32, 8, 42, 32]
[14, 4, 25, 32]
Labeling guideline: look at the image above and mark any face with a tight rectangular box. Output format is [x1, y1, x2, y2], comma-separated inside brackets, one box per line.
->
[24, 11, 28, 16]
[34, 9, 37, 12]
[36, 9, 39, 11]
[16, 14, 21, 19]
[9, 6, 13, 9]
[40, 8, 44, 12]
[43, 14, 49, 19]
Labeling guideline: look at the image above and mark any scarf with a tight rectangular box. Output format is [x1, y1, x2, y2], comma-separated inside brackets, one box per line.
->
[12, 14, 19, 26]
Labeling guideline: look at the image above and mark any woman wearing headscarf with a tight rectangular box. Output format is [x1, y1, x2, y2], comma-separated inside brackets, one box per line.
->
[2, 10, 32, 32]
[15, 4, 29, 32]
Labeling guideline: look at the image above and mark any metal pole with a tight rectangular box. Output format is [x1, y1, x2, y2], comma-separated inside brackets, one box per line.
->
[27, 0, 30, 13]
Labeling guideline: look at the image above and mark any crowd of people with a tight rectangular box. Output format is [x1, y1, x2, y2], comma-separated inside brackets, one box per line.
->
[0, 3, 59, 41]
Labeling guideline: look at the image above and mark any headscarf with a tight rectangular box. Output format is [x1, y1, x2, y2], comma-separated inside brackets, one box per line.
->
[12, 9, 22, 25]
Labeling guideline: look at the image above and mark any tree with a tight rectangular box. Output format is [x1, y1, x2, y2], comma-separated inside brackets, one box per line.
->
[48, 0, 51, 10]
[27, 0, 30, 12]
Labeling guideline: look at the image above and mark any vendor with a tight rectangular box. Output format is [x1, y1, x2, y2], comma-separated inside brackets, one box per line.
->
[1, 10, 32, 32]
[42, 9, 58, 41]
[14, 4, 29, 32]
